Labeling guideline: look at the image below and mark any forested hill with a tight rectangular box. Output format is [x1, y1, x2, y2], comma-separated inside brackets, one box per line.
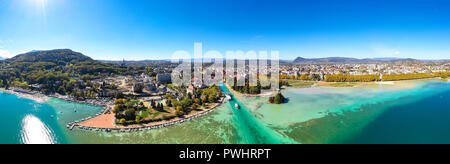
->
[1, 49, 122, 75]
[6, 49, 93, 65]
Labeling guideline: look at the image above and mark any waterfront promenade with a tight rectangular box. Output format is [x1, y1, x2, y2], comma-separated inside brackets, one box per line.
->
[74, 97, 225, 131]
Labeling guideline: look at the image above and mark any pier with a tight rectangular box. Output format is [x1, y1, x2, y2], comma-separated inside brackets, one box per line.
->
[68, 124, 77, 130]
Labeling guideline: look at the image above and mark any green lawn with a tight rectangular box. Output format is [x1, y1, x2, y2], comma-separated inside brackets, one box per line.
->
[328, 82, 357, 87]
[152, 111, 162, 118]
[139, 110, 149, 118]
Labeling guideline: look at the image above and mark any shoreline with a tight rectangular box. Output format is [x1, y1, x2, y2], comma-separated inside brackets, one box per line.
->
[0, 86, 226, 132]
[224, 84, 276, 97]
[74, 97, 225, 131]
[0, 87, 111, 107]
[0, 88, 49, 103]
[224, 77, 445, 96]
[49, 93, 112, 107]
[283, 77, 445, 89]
[3, 77, 445, 132]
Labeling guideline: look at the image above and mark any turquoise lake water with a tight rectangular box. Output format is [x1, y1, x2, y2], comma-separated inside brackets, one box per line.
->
[0, 93, 68, 144]
[0, 79, 449, 144]
[344, 82, 450, 144]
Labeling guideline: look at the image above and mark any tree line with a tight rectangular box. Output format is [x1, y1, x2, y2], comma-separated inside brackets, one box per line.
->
[325, 74, 380, 82]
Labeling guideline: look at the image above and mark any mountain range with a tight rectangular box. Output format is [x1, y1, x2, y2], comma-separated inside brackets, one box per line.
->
[2, 49, 449, 64]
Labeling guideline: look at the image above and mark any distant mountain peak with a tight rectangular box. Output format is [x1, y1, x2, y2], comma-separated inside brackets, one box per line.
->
[294, 57, 361, 63]
[29, 50, 42, 53]
[293, 57, 306, 61]
[8, 49, 93, 64]
[293, 56, 423, 63]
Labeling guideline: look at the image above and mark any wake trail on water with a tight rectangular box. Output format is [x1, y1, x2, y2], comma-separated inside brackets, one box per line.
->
[220, 85, 298, 144]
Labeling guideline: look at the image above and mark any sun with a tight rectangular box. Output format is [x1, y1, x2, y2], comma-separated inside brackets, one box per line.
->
[27, 0, 49, 23]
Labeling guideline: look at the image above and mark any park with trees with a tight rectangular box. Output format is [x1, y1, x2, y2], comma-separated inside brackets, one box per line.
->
[112, 85, 223, 125]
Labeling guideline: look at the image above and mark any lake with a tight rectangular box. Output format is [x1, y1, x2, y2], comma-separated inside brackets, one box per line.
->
[0, 79, 448, 144]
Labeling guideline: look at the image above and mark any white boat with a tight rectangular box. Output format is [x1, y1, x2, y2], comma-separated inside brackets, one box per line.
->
[235, 103, 240, 109]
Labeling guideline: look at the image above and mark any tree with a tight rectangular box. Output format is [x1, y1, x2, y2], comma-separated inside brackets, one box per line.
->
[166, 99, 173, 107]
[194, 98, 201, 105]
[155, 103, 160, 110]
[159, 103, 164, 111]
[133, 82, 144, 93]
[112, 105, 121, 114]
[150, 100, 156, 109]
[299, 74, 310, 80]
[269, 93, 286, 104]
[135, 116, 141, 123]
[176, 106, 183, 114]
[124, 108, 136, 121]
[175, 109, 184, 117]
[201, 96, 207, 103]
[325, 74, 380, 82]
[269, 97, 274, 104]
[208, 94, 216, 103]
[311, 74, 322, 81]
[191, 103, 198, 111]
[382, 73, 437, 81]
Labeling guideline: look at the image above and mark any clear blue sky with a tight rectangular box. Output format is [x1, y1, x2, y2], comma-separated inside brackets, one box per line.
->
[0, 0, 450, 60]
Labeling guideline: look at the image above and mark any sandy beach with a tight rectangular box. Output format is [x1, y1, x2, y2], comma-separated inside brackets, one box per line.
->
[375, 81, 395, 85]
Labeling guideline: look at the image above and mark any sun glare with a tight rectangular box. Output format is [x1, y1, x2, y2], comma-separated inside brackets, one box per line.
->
[27, 0, 48, 24]
[27, 0, 48, 10]
[35, 0, 48, 8]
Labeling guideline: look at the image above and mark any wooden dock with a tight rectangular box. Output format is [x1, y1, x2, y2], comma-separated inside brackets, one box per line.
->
[102, 105, 112, 114]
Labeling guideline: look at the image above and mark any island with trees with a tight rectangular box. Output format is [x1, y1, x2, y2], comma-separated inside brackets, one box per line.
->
[268, 92, 286, 104]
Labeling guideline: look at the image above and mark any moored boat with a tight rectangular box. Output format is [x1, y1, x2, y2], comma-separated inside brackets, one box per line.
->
[235, 103, 240, 109]
[225, 93, 232, 100]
